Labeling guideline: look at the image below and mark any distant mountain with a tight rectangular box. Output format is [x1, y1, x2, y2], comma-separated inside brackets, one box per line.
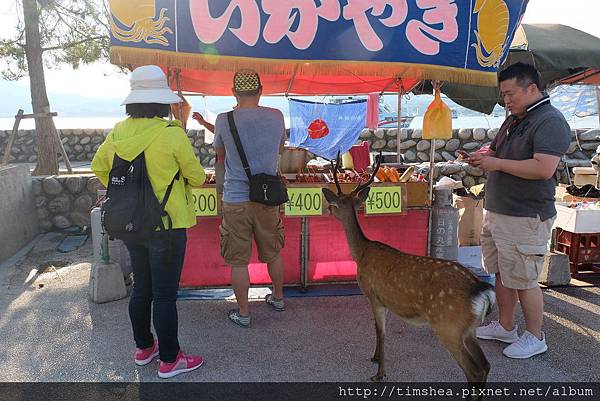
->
[0, 79, 506, 119]
[0, 80, 32, 116]
[0, 79, 123, 117]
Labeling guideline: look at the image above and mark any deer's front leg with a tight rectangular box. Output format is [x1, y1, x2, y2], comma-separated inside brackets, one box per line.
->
[370, 319, 381, 364]
[369, 302, 387, 381]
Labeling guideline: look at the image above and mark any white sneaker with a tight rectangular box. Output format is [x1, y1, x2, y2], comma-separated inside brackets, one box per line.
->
[476, 321, 519, 343]
[503, 331, 547, 359]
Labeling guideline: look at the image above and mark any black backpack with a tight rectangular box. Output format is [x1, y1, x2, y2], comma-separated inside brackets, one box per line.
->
[101, 152, 179, 243]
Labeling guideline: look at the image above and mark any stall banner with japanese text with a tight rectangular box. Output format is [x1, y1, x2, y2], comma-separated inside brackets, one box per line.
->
[108, 0, 529, 88]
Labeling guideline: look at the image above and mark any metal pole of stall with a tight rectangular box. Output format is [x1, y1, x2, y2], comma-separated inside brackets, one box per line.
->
[427, 138, 436, 256]
[397, 82, 403, 163]
[596, 86, 600, 128]
[426, 80, 441, 256]
[174, 68, 185, 127]
[300, 216, 309, 291]
[428, 139, 436, 203]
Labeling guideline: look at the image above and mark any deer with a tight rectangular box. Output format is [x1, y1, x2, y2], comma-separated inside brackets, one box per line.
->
[322, 154, 495, 400]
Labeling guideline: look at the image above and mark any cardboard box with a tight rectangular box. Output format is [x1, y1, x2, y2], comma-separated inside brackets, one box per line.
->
[573, 167, 598, 187]
[324, 181, 430, 207]
[561, 194, 600, 203]
[554, 202, 600, 234]
[555, 185, 567, 202]
[406, 181, 429, 207]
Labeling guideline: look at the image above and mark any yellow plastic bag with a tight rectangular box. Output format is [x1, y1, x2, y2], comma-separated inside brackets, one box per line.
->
[341, 152, 354, 169]
[423, 89, 452, 140]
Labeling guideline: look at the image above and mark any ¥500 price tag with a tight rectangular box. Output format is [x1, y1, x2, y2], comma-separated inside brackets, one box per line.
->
[285, 188, 323, 216]
[365, 186, 402, 215]
[191, 187, 218, 216]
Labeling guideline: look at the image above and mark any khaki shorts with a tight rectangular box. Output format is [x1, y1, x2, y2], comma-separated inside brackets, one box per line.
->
[219, 202, 284, 268]
[481, 211, 554, 290]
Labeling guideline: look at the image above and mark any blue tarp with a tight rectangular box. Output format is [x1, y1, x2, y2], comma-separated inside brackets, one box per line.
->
[550, 85, 599, 119]
[288, 99, 366, 160]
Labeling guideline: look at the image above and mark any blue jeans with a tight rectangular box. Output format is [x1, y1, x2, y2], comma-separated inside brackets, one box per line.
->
[125, 229, 187, 363]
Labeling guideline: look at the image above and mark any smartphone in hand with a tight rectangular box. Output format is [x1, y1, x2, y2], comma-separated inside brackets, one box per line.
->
[456, 150, 470, 160]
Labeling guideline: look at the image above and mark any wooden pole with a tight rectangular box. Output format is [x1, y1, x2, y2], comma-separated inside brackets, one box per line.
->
[429, 139, 436, 204]
[396, 87, 402, 163]
[286, 64, 299, 97]
[596, 86, 600, 128]
[20, 112, 57, 119]
[54, 125, 72, 174]
[2, 110, 66, 171]
[175, 68, 184, 128]
[2, 109, 24, 166]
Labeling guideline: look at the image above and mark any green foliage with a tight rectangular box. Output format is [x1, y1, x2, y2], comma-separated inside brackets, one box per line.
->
[0, 0, 110, 80]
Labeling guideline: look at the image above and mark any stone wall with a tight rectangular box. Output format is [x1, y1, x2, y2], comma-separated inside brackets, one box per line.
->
[361, 127, 599, 163]
[359, 127, 599, 186]
[13, 126, 598, 232]
[32, 174, 104, 232]
[0, 128, 216, 167]
[2, 127, 597, 176]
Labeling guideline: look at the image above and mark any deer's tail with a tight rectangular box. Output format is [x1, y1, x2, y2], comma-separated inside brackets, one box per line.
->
[470, 281, 496, 324]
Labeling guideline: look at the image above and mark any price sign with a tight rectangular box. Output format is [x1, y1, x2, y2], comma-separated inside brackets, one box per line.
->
[191, 187, 218, 216]
[285, 188, 323, 216]
[365, 186, 402, 215]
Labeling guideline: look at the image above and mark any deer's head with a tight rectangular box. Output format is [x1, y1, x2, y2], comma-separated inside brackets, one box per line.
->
[322, 152, 381, 220]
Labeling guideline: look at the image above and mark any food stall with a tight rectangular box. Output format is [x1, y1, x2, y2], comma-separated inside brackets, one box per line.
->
[107, 0, 528, 289]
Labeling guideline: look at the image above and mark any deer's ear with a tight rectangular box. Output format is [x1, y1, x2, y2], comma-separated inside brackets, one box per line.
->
[322, 188, 339, 207]
[356, 187, 370, 205]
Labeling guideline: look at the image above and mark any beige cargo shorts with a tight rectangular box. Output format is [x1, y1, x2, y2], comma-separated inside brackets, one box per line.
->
[481, 211, 554, 290]
[219, 201, 285, 268]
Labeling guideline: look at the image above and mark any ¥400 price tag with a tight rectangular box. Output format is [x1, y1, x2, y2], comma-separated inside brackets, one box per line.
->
[365, 186, 402, 215]
[285, 188, 323, 216]
[191, 187, 218, 216]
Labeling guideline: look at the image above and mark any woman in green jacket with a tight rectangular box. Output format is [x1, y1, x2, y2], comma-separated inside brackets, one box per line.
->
[92, 65, 205, 379]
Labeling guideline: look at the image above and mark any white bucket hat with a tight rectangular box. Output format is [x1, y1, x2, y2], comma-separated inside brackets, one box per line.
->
[121, 65, 182, 105]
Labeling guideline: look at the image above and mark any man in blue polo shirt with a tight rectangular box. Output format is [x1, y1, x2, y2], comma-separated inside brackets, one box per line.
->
[470, 62, 570, 359]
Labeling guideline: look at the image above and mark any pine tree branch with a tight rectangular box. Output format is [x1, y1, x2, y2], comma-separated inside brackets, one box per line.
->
[41, 35, 108, 52]
[49, 4, 94, 44]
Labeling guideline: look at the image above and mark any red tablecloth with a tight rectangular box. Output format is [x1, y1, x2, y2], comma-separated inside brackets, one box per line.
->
[307, 211, 429, 283]
[180, 210, 428, 288]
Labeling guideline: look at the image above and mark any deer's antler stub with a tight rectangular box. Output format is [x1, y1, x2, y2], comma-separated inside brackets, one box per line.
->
[330, 151, 343, 195]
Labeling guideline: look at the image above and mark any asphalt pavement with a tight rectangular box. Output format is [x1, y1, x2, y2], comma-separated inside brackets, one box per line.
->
[1, 234, 599, 384]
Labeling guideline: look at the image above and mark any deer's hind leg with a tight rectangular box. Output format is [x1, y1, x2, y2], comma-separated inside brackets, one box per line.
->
[464, 331, 490, 384]
[431, 324, 488, 401]
[367, 296, 387, 382]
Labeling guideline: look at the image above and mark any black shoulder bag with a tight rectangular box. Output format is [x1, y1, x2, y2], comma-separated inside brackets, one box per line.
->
[227, 111, 289, 206]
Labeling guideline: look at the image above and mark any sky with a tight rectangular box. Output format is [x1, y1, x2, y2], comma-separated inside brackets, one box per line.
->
[0, 0, 599, 102]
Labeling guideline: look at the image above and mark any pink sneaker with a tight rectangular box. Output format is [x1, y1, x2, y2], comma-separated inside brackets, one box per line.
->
[134, 340, 159, 366]
[158, 351, 204, 379]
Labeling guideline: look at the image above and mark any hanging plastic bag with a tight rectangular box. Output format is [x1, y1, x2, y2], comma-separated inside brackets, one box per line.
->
[423, 88, 452, 140]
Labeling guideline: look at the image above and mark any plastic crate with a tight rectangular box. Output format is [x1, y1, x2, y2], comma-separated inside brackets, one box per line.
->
[554, 228, 600, 277]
